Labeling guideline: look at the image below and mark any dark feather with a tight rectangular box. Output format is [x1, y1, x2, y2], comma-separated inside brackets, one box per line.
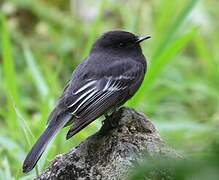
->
[23, 30, 147, 173]
[23, 113, 72, 173]
[65, 75, 135, 139]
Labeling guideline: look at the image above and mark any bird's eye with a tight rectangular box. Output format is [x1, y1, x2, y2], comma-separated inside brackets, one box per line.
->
[118, 42, 125, 47]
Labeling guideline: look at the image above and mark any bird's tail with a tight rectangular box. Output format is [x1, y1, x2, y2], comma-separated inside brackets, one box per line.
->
[22, 114, 71, 173]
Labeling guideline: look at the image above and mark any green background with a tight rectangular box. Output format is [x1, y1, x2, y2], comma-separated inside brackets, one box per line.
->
[0, 0, 219, 179]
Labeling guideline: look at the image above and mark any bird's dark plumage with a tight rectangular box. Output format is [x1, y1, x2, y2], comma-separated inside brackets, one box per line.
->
[23, 30, 150, 173]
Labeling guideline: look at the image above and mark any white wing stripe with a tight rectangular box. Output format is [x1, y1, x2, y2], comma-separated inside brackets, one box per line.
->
[78, 90, 113, 117]
[117, 75, 134, 80]
[73, 80, 97, 95]
[69, 75, 133, 114]
[102, 75, 134, 92]
[68, 87, 96, 108]
[71, 90, 98, 114]
[103, 77, 111, 91]
[90, 91, 112, 105]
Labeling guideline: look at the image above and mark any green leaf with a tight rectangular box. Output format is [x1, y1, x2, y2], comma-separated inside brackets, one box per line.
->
[23, 44, 49, 99]
[0, 15, 20, 107]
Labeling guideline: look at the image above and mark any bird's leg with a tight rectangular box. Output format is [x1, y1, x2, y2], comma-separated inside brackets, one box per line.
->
[104, 107, 120, 126]
[104, 112, 109, 119]
[109, 107, 120, 127]
[112, 106, 119, 115]
[102, 112, 109, 125]
[102, 107, 120, 126]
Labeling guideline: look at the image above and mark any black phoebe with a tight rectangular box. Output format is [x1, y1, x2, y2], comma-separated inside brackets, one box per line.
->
[23, 30, 150, 173]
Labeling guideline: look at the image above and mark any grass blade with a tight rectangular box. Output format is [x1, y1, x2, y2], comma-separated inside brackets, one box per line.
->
[0, 15, 20, 107]
[23, 43, 49, 99]
[128, 28, 198, 107]
[152, 0, 199, 60]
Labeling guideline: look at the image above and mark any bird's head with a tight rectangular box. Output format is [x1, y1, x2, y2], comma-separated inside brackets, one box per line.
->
[91, 30, 151, 55]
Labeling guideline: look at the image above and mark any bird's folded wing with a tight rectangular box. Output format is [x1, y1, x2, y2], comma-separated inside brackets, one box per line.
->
[65, 74, 136, 139]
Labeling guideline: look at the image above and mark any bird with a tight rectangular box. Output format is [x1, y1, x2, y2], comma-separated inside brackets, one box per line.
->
[22, 30, 151, 173]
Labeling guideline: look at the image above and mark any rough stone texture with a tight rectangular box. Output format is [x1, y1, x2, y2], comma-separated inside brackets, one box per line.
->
[37, 107, 181, 180]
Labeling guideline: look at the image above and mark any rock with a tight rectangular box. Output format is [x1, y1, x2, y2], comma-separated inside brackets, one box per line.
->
[37, 107, 181, 180]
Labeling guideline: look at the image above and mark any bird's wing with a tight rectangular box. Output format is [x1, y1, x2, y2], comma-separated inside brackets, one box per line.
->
[46, 59, 144, 139]
[65, 70, 140, 139]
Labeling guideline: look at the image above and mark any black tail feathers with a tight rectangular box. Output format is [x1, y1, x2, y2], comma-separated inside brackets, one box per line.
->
[22, 114, 71, 173]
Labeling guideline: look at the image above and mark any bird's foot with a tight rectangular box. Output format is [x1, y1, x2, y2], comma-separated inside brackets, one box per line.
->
[101, 108, 120, 127]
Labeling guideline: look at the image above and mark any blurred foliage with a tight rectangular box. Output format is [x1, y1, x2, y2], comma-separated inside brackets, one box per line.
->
[0, 0, 218, 179]
[129, 139, 219, 180]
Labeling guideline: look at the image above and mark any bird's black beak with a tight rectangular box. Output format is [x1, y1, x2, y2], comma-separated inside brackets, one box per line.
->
[136, 36, 151, 43]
